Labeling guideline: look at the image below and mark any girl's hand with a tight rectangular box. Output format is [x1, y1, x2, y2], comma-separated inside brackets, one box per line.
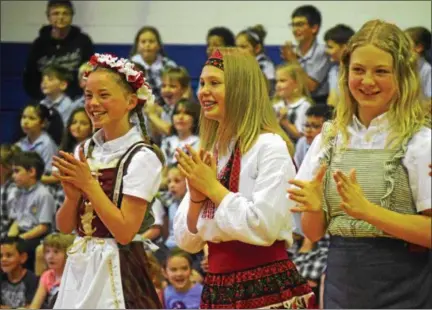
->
[187, 149, 213, 202]
[53, 171, 81, 201]
[52, 149, 94, 191]
[333, 169, 374, 220]
[176, 145, 218, 198]
[287, 164, 327, 213]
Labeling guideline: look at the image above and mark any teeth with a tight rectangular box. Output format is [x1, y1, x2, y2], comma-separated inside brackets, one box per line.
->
[93, 112, 105, 116]
[203, 101, 216, 107]
[361, 89, 379, 95]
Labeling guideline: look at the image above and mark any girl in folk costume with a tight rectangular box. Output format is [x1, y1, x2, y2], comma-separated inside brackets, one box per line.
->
[174, 48, 316, 309]
[52, 53, 164, 309]
[288, 20, 432, 309]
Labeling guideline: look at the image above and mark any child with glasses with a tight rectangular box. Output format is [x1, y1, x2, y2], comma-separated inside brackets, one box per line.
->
[294, 105, 331, 168]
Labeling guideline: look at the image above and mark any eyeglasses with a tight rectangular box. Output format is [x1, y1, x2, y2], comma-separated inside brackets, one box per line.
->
[303, 123, 323, 130]
[288, 21, 308, 28]
[49, 11, 72, 17]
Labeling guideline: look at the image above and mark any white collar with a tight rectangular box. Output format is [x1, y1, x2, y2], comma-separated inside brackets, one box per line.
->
[351, 112, 390, 133]
[92, 126, 140, 152]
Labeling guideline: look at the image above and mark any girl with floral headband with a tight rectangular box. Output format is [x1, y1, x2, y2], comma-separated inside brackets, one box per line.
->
[289, 20, 431, 308]
[174, 48, 316, 309]
[52, 53, 164, 309]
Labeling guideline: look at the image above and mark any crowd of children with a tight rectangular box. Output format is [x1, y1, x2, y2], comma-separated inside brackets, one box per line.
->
[1, 0, 431, 309]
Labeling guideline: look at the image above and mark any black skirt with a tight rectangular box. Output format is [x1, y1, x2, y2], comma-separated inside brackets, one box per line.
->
[324, 236, 432, 309]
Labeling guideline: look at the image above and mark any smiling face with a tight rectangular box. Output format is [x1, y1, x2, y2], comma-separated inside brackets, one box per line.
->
[165, 256, 192, 292]
[291, 16, 318, 44]
[84, 70, 136, 131]
[0, 244, 26, 274]
[198, 65, 225, 123]
[348, 44, 397, 116]
[161, 77, 184, 107]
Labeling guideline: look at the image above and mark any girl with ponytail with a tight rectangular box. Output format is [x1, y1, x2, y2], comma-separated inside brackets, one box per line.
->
[52, 53, 164, 309]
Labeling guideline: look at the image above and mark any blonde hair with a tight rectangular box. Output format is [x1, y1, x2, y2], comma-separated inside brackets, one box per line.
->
[328, 19, 430, 148]
[273, 63, 313, 104]
[43, 233, 75, 253]
[199, 48, 294, 156]
[78, 62, 93, 79]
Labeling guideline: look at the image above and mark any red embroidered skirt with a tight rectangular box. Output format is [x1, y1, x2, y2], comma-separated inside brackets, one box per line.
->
[201, 241, 316, 309]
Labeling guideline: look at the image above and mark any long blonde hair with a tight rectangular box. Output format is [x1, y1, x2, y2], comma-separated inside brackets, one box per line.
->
[199, 48, 294, 156]
[272, 63, 313, 104]
[328, 19, 430, 148]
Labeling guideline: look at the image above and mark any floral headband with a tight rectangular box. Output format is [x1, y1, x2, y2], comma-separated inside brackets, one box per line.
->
[205, 49, 224, 70]
[84, 53, 154, 105]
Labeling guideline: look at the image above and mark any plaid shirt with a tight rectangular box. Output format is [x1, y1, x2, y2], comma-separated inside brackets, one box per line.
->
[291, 234, 330, 281]
[0, 180, 16, 239]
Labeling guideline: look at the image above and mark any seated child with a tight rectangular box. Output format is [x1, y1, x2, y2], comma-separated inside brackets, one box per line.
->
[40, 64, 80, 126]
[162, 248, 203, 309]
[7, 152, 56, 271]
[294, 105, 331, 168]
[0, 237, 39, 308]
[30, 233, 75, 309]
[0, 144, 20, 239]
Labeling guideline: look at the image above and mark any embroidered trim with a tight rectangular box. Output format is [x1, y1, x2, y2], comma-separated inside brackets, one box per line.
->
[202, 144, 240, 219]
[107, 257, 121, 309]
[204, 49, 224, 70]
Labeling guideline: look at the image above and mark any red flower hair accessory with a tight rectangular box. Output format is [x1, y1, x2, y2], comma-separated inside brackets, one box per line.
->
[84, 53, 154, 105]
[205, 49, 224, 70]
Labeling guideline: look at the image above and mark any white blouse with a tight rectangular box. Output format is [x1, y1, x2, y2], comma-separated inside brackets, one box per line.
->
[273, 97, 312, 133]
[174, 133, 296, 254]
[295, 114, 431, 213]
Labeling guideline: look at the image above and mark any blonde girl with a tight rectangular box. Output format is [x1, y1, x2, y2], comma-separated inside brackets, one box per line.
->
[289, 20, 431, 308]
[273, 63, 314, 143]
[30, 233, 75, 309]
[174, 48, 313, 309]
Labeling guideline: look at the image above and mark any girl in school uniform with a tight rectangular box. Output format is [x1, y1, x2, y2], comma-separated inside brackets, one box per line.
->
[289, 20, 432, 308]
[52, 53, 164, 309]
[174, 48, 315, 309]
[235, 25, 276, 95]
[161, 99, 201, 167]
[273, 63, 313, 144]
[130, 26, 177, 105]
[15, 102, 62, 176]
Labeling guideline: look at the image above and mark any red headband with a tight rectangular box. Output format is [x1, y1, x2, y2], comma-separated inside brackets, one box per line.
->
[204, 49, 224, 70]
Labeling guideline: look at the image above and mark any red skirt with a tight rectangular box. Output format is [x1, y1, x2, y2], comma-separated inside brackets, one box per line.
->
[200, 259, 316, 309]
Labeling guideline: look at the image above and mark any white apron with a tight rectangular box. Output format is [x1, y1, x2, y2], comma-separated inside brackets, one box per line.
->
[54, 237, 125, 309]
